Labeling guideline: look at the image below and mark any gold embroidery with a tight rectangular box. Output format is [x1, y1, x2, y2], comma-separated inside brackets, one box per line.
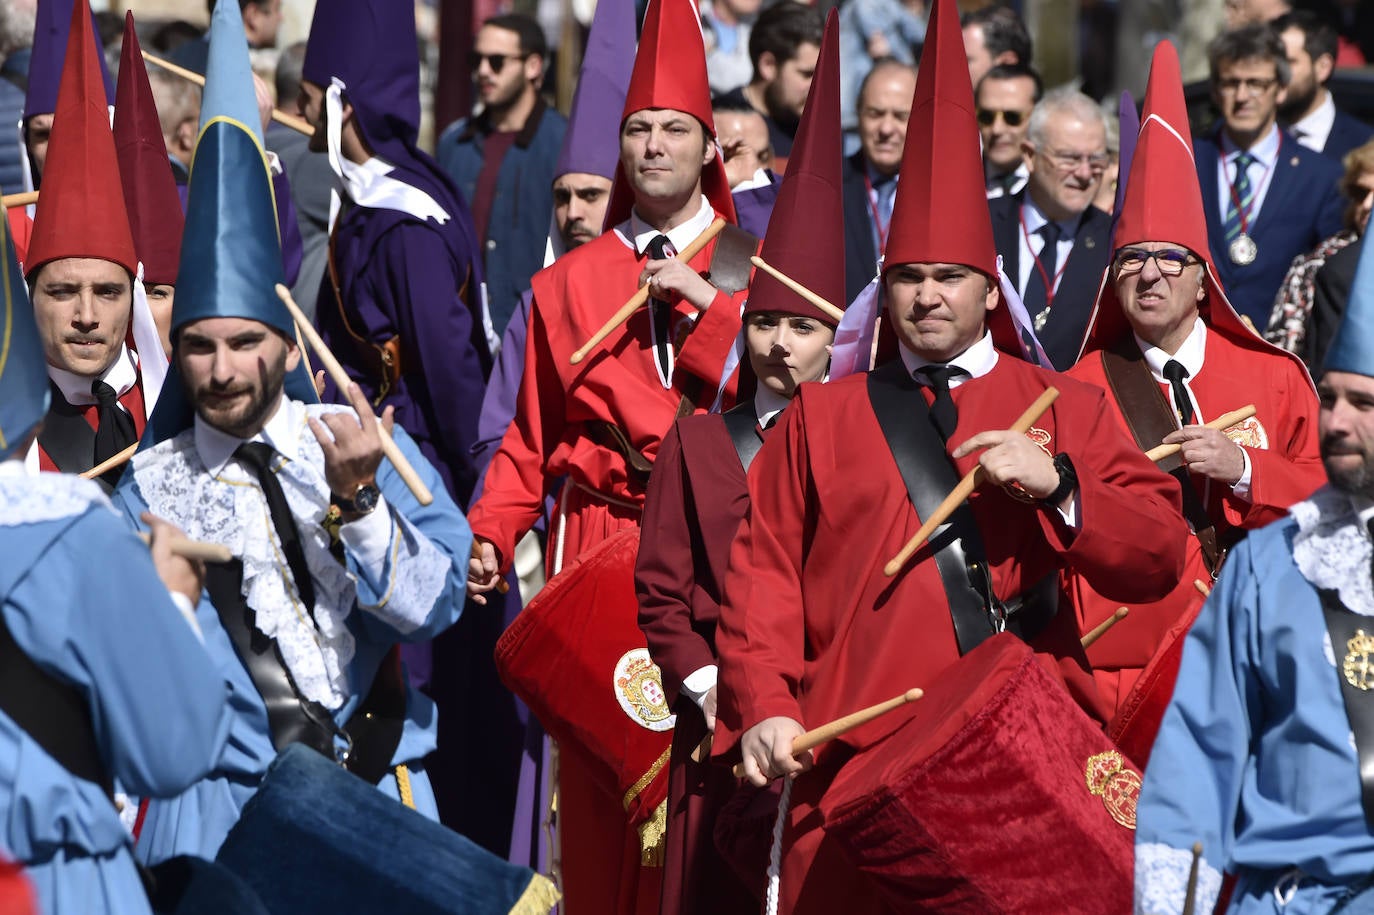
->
[1084, 750, 1141, 829]
[1344, 630, 1374, 691]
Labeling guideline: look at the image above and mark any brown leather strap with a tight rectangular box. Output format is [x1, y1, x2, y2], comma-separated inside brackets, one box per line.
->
[705, 223, 758, 295]
[327, 228, 406, 405]
[1100, 339, 1223, 577]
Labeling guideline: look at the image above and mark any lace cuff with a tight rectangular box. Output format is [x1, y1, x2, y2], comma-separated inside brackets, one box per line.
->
[1134, 842, 1223, 915]
[1292, 487, 1374, 617]
[353, 511, 449, 635]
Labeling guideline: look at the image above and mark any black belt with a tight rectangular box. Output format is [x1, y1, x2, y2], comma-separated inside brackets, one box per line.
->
[1319, 588, 1374, 829]
[721, 402, 764, 472]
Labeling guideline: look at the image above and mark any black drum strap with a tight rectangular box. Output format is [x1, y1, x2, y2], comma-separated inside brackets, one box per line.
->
[1318, 588, 1374, 829]
[721, 402, 764, 472]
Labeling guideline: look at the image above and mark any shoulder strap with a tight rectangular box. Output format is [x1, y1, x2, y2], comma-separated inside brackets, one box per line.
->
[1318, 588, 1374, 830]
[721, 402, 764, 472]
[706, 224, 758, 296]
[0, 606, 112, 797]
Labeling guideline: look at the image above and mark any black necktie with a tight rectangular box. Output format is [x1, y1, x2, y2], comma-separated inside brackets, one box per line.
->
[647, 234, 675, 381]
[919, 365, 965, 443]
[1023, 222, 1063, 319]
[91, 379, 137, 469]
[235, 442, 318, 622]
[1162, 359, 1195, 426]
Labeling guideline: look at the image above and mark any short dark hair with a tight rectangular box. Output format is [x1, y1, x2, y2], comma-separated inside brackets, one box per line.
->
[748, 3, 824, 81]
[976, 62, 1044, 104]
[275, 41, 306, 106]
[206, 0, 274, 17]
[855, 58, 917, 112]
[1208, 24, 1291, 86]
[481, 13, 548, 61]
[711, 95, 756, 115]
[1271, 10, 1339, 70]
[960, 5, 1032, 67]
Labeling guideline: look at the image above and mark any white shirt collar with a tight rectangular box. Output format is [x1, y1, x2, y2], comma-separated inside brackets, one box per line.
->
[731, 168, 773, 193]
[753, 385, 791, 428]
[1135, 316, 1207, 383]
[626, 195, 716, 256]
[898, 331, 1000, 388]
[194, 395, 303, 479]
[1288, 91, 1336, 152]
[48, 345, 138, 407]
[0, 459, 26, 477]
[1021, 193, 1082, 238]
[1221, 122, 1281, 166]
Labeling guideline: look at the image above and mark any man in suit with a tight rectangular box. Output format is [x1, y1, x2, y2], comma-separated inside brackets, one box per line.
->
[1275, 10, 1374, 161]
[1194, 24, 1344, 327]
[989, 86, 1112, 370]
[978, 62, 1042, 199]
[841, 58, 915, 304]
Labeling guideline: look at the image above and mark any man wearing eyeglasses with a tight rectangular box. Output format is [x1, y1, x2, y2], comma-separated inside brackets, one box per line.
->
[988, 86, 1112, 370]
[1193, 23, 1343, 327]
[1067, 40, 1323, 729]
[975, 62, 1042, 199]
[437, 14, 568, 337]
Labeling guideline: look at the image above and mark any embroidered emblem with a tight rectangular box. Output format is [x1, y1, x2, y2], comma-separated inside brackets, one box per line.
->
[1084, 750, 1141, 829]
[1343, 630, 1374, 691]
[613, 649, 676, 731]
[1224, 416, 1268, 450]
[1025, 427, 1053, 457]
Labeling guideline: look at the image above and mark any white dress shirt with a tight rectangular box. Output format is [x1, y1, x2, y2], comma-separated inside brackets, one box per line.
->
[1016, 196, 1083, 298]
[1216, 124, 1282, 230]
[1287, 91, 1336, 154]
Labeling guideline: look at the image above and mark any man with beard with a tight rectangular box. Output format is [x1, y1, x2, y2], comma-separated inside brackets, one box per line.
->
[1134, 206, 1374, 915]
[1274, 10, 1374, 161]
[712, 1, 822, 167]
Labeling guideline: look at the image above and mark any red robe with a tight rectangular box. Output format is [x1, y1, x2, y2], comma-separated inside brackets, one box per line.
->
[467, 213, 751, 915]
[636, 413, 760, 915]
[1065, 327, 1323, 714]
[713, 354, 1187, 915]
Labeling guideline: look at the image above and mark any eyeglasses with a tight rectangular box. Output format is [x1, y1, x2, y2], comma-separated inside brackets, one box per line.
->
[1113, 247, 1200, 277]
[976, 108, 1029, 128]
[1040, 148, 1111, 172]
[470, 52, 529, 74]
[1215, 76, 1279, 95]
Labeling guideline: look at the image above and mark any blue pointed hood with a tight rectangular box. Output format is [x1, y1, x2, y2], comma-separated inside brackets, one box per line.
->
[0, 207, 47, 460]
[1322, 236, 1374, 378]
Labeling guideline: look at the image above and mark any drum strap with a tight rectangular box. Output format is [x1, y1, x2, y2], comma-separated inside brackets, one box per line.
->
[205, 560, 406, 785]
[1317, 587, 1374, 829]
[0, 607, 112, 797]
[722, 401, 764, 471]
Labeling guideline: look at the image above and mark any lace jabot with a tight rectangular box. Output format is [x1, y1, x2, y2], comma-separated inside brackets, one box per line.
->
[1291, 485, 1374, 617]
[0, 473, 107, 527]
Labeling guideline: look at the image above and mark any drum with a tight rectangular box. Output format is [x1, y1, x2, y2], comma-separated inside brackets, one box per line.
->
[494, 528, 675, 852]
[823, 633, 1137, 914]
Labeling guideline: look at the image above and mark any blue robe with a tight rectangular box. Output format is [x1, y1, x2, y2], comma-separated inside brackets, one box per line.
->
[1135, 485, 1374, 914]
[0, 470, 232, 915]
[113, 400, 471, 864]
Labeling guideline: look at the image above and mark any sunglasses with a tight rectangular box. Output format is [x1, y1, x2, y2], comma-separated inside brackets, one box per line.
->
[470, 52, 529, 74]
[976, 108, 1029, 128]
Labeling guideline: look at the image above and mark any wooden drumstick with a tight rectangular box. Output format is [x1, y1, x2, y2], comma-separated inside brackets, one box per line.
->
[275, 284, 434, 506]
[1081, 607, 1129, 650]
[1142, 405, 1257, 463]
[2, 190, 36, 209]
[138, 531, 233, 564]
[748, 255, 845, 323]
[884, 388, 1060, 577]
[81, 442, 139, 480]
[1181, 841, 1204, 915]
[1194, 579, 1211, 599]
[471, 541, 510, 595]
[569, 218, 727, 365]
[141, 50, 316, 136]
[732, 688, 924, 779]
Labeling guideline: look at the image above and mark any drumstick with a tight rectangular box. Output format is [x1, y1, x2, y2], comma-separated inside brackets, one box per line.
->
[732, 688, 924, 779]
[471, 541, 510, 595]
[138, 531, 233, 564]
[748, 255, 845, 323]
[1181, 842, 1204, 915]
[884, 388, 1060, 577]
[141, 50, 316, 136]
[2, 190, 36, 209]
[275, 284, 434, 506]
[81, 442, 139, 480]
[1081, 607, 1129, 650]
[569, 218, 727, 365]
[1142, 405, 1257, 462]
[1194, 579, 1211, 599]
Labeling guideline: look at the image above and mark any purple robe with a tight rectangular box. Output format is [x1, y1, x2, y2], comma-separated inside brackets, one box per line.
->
[731, 170, 782, 240]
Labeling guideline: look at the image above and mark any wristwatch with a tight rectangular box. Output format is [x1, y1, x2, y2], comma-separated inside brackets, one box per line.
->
[1038, 453, 1078, 507]
[334, 480, 381, 515]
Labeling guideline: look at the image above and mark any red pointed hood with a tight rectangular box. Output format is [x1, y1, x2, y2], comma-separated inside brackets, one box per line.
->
[602, 0, 736, 229]
[114, 12, 184, 286]
[25, 0, 135, 278]
[745, 10, 844, 327]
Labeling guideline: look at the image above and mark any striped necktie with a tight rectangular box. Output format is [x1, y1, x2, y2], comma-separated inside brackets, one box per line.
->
[1223, 152, 1255, 244]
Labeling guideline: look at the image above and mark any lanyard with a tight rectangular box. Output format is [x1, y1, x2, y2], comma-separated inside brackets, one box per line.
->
[1225, 135, 1279, 236]
[1017, 208, 1071, 309]
[863, 173, 892, 253]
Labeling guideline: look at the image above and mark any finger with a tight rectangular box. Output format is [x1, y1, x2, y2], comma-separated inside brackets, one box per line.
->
[740, 752, 768, 788]
[380, 405, 396, 438]
[313, 369, 327, 398]
[1161, 429, 1190, 445]
[951, 430, 1009, 459]
[794, 748, 815, 773]
[307, 417, 337, 455]
[346, 382, 378, 428]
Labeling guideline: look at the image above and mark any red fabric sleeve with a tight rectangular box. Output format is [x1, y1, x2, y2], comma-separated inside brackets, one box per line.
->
[1220, 363, 1324, 530]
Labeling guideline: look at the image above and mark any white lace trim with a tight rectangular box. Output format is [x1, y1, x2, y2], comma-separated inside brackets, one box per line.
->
[356, 511, 448, 635]
[1291, 486, 1374, 617]
[1135, 842, 1223, 915]
[133, 405, 363, 710]
[0, 474, 107, 526]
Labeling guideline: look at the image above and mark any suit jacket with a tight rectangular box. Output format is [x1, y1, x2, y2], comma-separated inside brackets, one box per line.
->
[1307, 234, 1363, 372]
[989, 193, 1112, 370]
[841, 151, 881, 306]
[1320, 108, 1374, 162]
[1195, 133, 1345, 327]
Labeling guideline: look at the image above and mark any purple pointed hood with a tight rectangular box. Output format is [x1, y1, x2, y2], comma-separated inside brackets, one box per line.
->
[24, 0, 114, 121]
[554, 0, 636, 180]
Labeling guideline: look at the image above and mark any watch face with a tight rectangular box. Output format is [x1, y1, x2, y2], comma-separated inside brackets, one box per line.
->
[353, 484, 380, 514]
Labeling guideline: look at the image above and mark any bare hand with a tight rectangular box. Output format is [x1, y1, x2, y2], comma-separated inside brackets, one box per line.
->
[953, 430, 1063, 503]
[1162, 426, 1245, 485]
[641, 257, 718, 311]
[702, 685, 718, 733]
[867, 31, 891, 58]
[314, 369, 327, 398]
[308, 383, 395, 498]
[466, 538, 502, 604]
[142, 511, 204, 605]
[738, 716, 812, 787]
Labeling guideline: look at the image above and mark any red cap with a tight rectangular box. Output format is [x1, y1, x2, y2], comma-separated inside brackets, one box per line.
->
[745, 10, 844, 327]
[882, 0, 995, 280]
[25, 0, 135, 279]
[602, 0, 736, 229]
[114, 12, 183, 286]
[1076, 41, 1302, 375]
